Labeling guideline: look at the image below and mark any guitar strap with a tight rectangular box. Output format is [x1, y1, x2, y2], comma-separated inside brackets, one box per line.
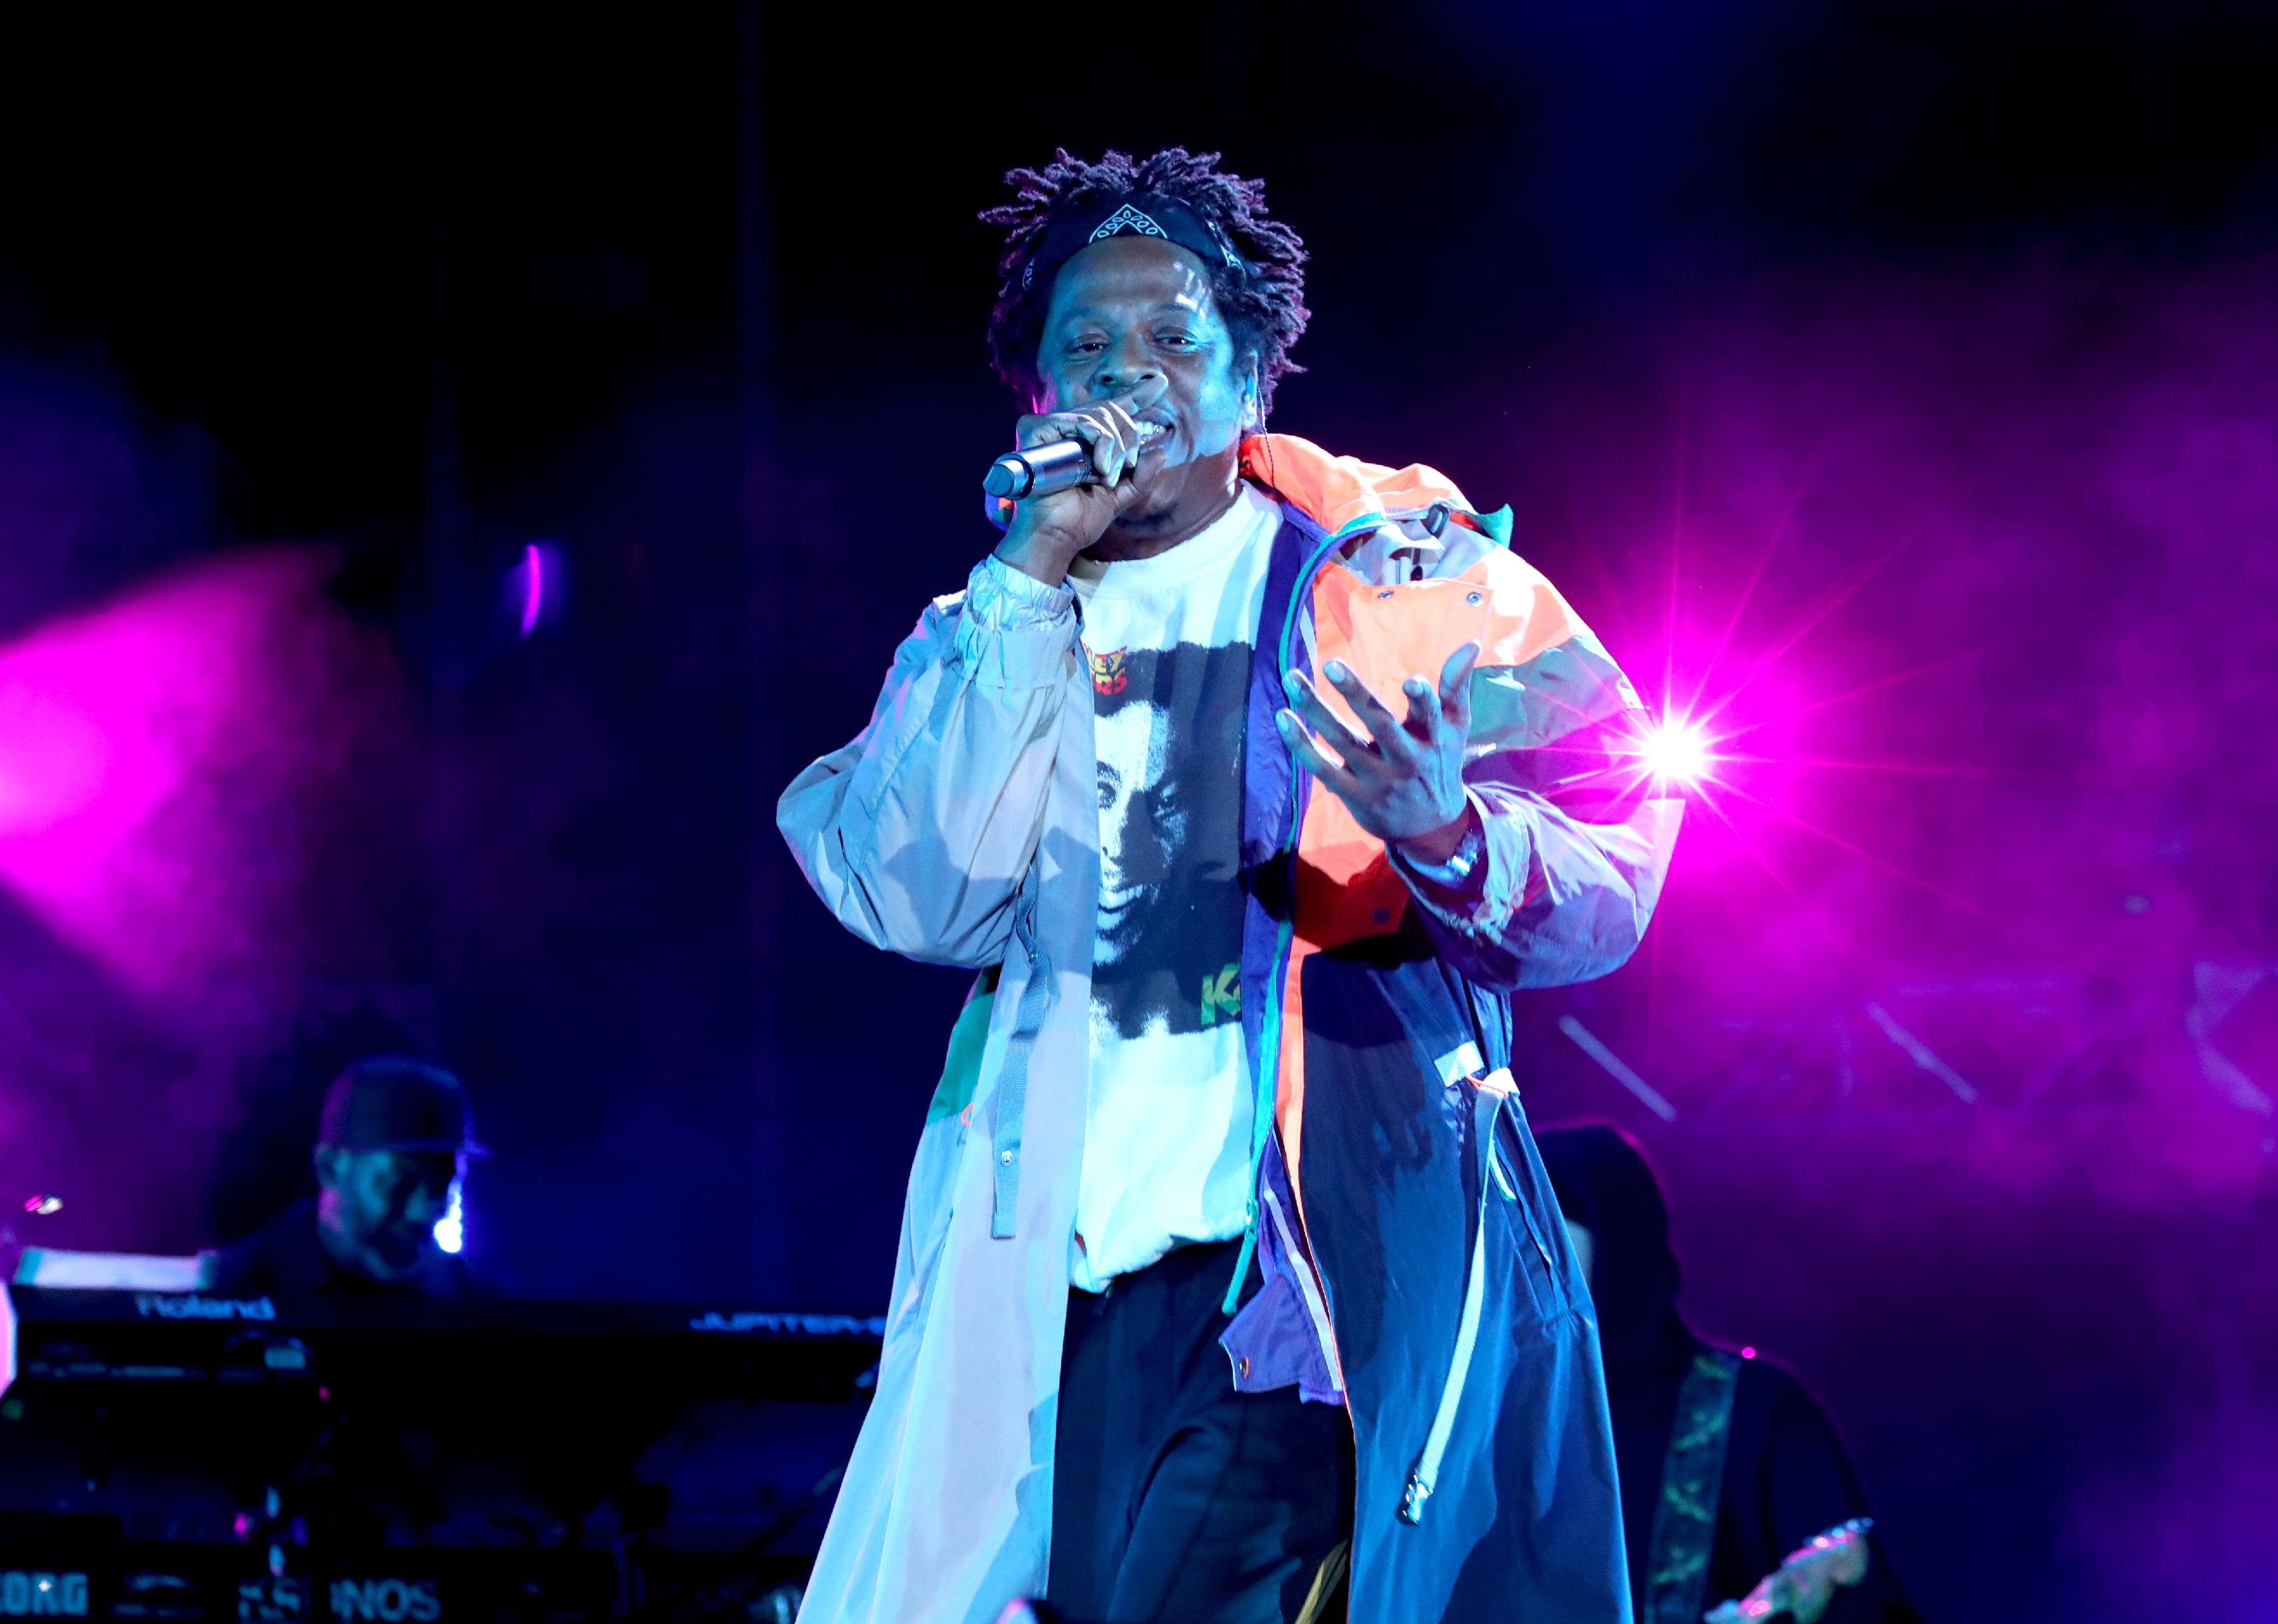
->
[1642, 1346, 1742, 1624]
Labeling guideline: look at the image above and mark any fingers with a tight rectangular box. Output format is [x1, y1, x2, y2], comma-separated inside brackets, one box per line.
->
[1343, 646, 1480, 751]
[1309, 656, 1443, 765]
[1274, 710, 1364, 800]
[1289, 657, 1456, 766]
[1438, 641, 1481, 731]
[1285, 647, 1475, 769]
[1282, 668, 1371, 765]
[1045, 402, 1135, 484]
[1014, 395, 1150, 484]
[1400, 672, 1448, 740]
[1319, 659, 1423, 761]
[1282, 646, 1479, 839]
[1089, 399, 1143, 481]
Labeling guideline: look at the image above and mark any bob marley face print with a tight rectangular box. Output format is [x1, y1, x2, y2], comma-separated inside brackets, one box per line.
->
[1062, 478, 1281, 1292]
[1090, 640, 1250, 1040]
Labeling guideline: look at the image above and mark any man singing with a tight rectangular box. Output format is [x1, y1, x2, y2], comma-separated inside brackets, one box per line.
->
[780, 148, 1681, 1624]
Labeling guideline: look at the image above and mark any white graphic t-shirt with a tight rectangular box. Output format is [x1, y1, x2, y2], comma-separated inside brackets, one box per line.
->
[1065, 480, 1283, 1292]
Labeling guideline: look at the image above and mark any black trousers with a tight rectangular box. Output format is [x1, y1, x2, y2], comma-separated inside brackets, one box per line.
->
[1048, 1239, 1354, 1624]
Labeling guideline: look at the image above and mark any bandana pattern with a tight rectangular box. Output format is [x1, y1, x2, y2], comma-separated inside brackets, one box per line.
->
[1020, 193, 1245, 288]
[1089, 203, 1168, 243]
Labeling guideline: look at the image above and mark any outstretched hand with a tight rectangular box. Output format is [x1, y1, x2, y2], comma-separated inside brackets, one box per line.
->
[1277, 641, 1481, 863]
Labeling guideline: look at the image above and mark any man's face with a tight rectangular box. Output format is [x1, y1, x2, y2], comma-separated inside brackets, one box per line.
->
[1090, 643, 1248, 976]
[1034, 235, 1254, 537]
[315, 1146, 456, 1279]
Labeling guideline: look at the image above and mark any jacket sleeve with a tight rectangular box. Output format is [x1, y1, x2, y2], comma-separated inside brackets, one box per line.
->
[1387, 552, 1681, 993]
[1392, 780, 1680, 992]
[776, 556, 1077, 968]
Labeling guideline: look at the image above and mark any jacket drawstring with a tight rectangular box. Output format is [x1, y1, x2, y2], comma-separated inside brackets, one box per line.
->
[991, 873, 1048, 1239]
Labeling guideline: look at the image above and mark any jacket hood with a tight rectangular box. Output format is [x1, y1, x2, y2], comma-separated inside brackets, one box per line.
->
[1239, 432, 1511, 543]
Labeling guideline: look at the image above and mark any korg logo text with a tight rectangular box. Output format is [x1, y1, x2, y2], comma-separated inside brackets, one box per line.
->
[0, 1573, 89, 1617]
[329, 1579, 439, 1623]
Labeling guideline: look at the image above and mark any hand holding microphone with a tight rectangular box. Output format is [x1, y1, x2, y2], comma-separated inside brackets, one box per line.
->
[989, 378, 1171, 585]
[986, 419, 1167, 499]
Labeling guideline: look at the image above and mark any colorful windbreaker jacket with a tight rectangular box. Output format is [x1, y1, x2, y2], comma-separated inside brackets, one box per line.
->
[777, 434, 1681, 1624]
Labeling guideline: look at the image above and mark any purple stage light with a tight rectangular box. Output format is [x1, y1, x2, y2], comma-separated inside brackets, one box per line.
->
[505, 542, 565, 638]
[1639, 716, 1715, 786]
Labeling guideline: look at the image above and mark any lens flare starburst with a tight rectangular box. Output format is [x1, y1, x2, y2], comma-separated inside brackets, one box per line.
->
[1636, 716, 1717, 787]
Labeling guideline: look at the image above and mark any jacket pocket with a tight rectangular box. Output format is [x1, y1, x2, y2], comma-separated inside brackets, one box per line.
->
[1433, 1052, 1567, 1326]
[1492, 1097, 1576, 1327]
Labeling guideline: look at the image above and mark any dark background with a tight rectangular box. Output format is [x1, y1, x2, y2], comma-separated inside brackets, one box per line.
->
[2, 3, 2275, 1617]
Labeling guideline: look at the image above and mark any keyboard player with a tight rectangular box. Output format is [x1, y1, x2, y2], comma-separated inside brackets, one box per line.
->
[208, 1058, 486, 1300]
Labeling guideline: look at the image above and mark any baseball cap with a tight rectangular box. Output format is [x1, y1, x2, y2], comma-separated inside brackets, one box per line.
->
[316, 1057, 488, 1156]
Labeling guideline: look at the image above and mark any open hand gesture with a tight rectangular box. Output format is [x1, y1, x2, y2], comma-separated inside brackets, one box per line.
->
[1277, 641, 1482, 863]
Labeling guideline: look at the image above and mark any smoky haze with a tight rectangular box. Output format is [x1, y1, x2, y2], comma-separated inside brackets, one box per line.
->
[0, 2, 2274, 1616]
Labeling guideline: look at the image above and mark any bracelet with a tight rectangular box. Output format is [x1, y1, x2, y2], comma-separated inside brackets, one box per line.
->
[1400, 811, 1485, 887]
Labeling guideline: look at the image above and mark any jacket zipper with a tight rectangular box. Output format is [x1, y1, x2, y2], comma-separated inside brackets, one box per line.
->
[1405, 1074, 1523, 1524]
[1222, 516, 1376, 1317]
[1229, 506, 1517, 1525]
[1401, 1155, 1491, 1524]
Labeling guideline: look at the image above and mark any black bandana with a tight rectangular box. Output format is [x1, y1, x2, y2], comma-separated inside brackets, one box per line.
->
[1020, 192, 1246, 293]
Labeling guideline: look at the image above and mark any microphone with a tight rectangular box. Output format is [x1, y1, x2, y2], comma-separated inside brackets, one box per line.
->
[983, 423, 1165, 500]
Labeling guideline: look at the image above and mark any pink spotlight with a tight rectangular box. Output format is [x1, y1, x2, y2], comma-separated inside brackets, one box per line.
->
[1639, 717, 1715, 786]
[0, 546, 400, 997]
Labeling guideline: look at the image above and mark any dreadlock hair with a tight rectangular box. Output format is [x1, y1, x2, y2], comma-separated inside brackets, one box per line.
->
[981, 147, 1310, 419]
